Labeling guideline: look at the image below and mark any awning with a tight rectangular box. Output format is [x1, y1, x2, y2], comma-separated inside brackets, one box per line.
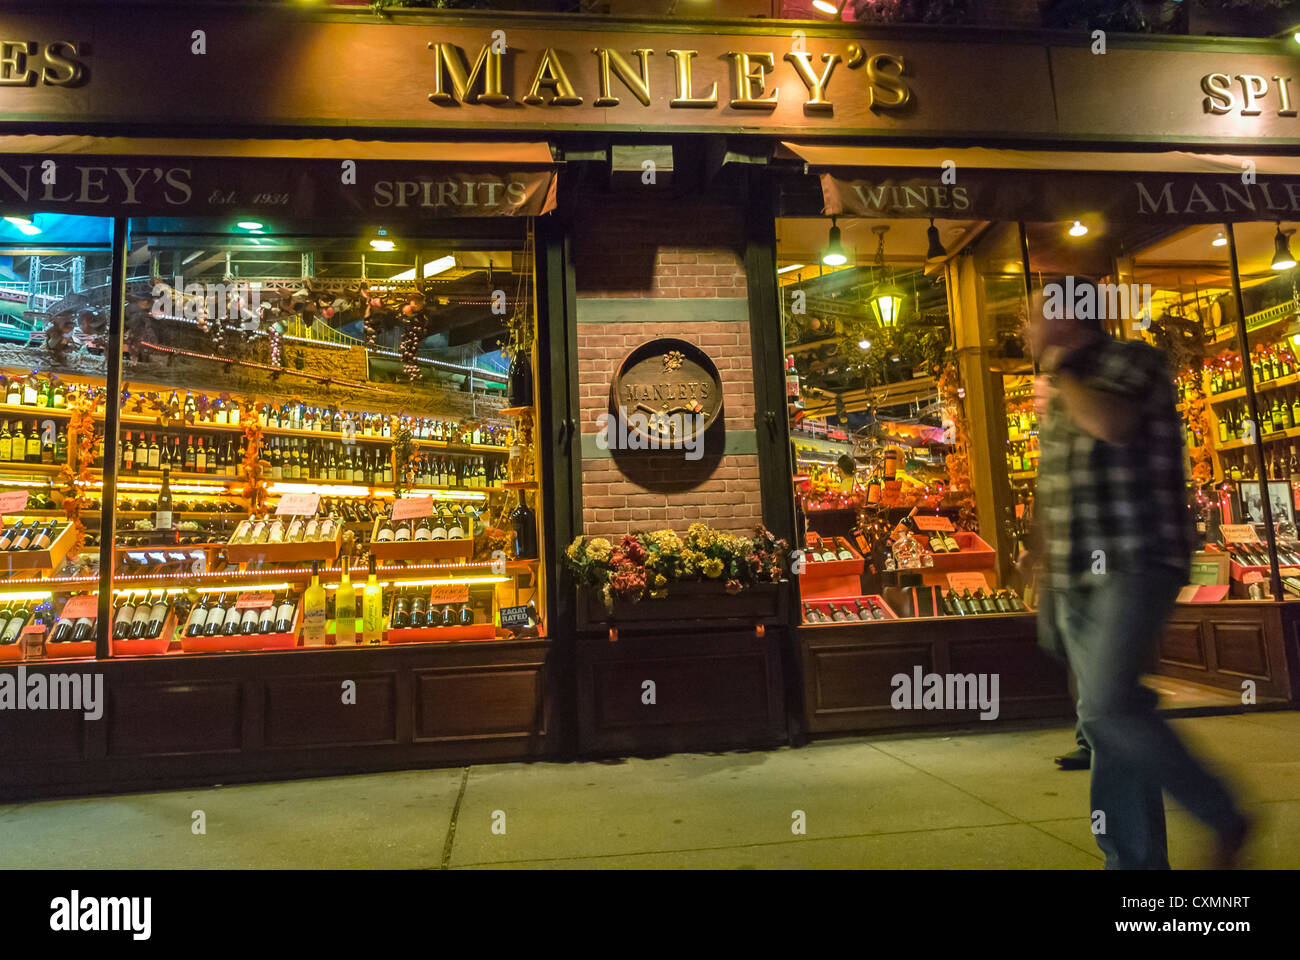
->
[781, 142, 1300, 224]
[0, 136, 558, 219]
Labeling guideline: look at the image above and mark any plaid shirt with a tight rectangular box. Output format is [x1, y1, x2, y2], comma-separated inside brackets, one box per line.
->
[1037, 337, 1194, 591]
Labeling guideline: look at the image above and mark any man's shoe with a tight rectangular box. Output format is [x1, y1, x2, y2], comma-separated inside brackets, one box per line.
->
[1210, 813, 1251, 870]
[1054, 747, 1092, 770]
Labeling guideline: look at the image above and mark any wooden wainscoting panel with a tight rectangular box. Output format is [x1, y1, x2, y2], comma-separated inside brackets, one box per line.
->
[264, 674, 398, 748]
[1161, 619, 1208, 670]
[1209, 621, 1271, 679]
[107, 680, 243, 757]
[413, 666, 545, 741]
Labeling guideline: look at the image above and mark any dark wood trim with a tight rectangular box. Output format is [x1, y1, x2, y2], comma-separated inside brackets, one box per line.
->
[536, 179, 582, 759]
[95, 216, 128, 658]
[0, 640, 553, 801]
[1160, 601, 1300, 701]
[574, 627, 788, 757]
[799, 615, 1072, 734]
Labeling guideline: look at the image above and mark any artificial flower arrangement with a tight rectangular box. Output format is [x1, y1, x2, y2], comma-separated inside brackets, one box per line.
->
[565, 523, 789, 609]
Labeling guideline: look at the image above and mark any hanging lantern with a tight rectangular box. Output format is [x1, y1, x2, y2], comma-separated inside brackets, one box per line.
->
[869, 225, 904, 329]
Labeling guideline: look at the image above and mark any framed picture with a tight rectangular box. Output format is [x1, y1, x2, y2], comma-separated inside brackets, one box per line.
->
[1188, 551, 1230, 587]
[1240, 480, 1295, 526]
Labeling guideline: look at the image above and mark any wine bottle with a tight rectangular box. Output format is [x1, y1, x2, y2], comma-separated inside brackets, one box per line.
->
[431, 509, 448, 542]
[458, 602, 473, 626]
[183, 594, 209, 637]
[375, 518, 395, 543]
[257, 597, 278, 634]
[835, 537, 854, 561]
[508, 347, 533, 407]
[1, 599, 30, 643]
[391, 592, 411, 629]
[394, 520, 412, 543]
[409, 592, 427, 629]
[129, 590, 157, 638]
[0, 520, 22, 552]
[146, 591, 170, 638]
[362, 554, 383, 644]
[335, 557, 357, 645]
[302, 561, 328, 646]
[155, 465, 174, 531]
[50, 616, 73, 643]
[221, 595, 243, 636]
[448, 507, 465, 540]
[10, 521, 35, 551]
[29, 520, 57, 551]
[414, 516, 432, 542]
[273, 591, 297, 634]
[510, 490, 537, 560]
[204, 592, 228, 636]
[239, 600, 261, 636]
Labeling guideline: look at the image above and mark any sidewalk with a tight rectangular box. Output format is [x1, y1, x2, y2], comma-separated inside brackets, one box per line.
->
[2, 711, 1297, 869]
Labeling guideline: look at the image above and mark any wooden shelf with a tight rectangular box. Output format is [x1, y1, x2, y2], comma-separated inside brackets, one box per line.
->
[497, 406, 534, 418]
[1217, 425, 1300, 452]
[1208, 371, 1300, 406]
[502, 480, 538, 489]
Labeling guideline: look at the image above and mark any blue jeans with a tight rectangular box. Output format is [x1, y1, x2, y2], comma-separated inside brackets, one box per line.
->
[1053, 566, 1242, 869]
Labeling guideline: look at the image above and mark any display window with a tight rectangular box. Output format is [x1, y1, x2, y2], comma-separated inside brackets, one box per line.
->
[1, 214, 545, 661]
[781, 202, 1300, 630]
[779, 214, 1026, 623]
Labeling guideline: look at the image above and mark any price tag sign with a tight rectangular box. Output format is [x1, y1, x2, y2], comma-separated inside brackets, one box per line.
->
[392, 496, 433, 520]
[1241, 570, 1264, 585]
[500, 604, 531, 628]
[428, 583, 470, 605]
[1219, 524, 1258, 544]
[912, 514, 955, 532]
[276, 493, 320, 516]
[946, 571, 990, 593]
[0, 490, 28, 514]
[61, 594, 99, 620]
[235, 592, 274, 610]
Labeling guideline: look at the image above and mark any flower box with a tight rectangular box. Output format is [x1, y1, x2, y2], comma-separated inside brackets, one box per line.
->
[580, 579, 787, 631]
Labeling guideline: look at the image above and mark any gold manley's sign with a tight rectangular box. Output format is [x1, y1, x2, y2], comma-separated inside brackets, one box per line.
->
[3, 9, 1300, 144]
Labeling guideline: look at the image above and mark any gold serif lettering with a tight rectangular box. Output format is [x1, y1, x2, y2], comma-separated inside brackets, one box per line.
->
[727, 52, 778, 109]
[522, 48, 583, 105]
[592, 48, 653, 107]
[667, 49, 717, 107]
[427, 43, 509, 105]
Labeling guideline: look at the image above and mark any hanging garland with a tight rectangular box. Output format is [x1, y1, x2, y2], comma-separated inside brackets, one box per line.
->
[1183, 378, 1214, 486]
[391, 424, 415, 499]
[56, 390, 98, 560]
[240, 420, 268, 514]
[935, 360, 977, 529]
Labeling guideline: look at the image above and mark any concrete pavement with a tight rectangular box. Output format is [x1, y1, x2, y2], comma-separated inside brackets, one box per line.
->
[2, 711, 1297, 869]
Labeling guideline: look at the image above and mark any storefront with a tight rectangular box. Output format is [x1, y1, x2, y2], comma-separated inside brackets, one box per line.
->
[2, 3, 1299, 797]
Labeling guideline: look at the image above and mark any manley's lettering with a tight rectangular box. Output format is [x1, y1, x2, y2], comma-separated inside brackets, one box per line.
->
[426, 42, 910, 112]
[621, 379, 711, 404]
[0, 40, 87, 86]
[0, 163, 193, 205]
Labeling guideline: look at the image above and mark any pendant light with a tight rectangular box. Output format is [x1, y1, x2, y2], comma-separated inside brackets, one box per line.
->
[812, 0, 847, 16]
[822, 216, 847, 266]
[869, 225, 904, 329]
[1271, 223, 1296, 271]
[925, 218, 947, 262]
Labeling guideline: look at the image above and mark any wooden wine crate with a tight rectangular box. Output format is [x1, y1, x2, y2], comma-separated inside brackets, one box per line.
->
[366, 517, 474, 561]
[0, 519, 75, 571]
[112, 609, 178, 657]
[222, 523, 342, 564]
[181, 602, 301, 653]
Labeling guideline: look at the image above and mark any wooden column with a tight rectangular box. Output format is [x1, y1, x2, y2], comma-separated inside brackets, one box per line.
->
[946, 247, 1013, 582]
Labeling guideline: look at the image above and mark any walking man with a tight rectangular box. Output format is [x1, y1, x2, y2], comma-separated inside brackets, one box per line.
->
[1027, 293, 1249, 869]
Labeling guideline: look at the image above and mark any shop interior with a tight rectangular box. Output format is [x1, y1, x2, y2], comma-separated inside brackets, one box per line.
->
[781, 209, 1300, 625]
[0, 213, 544, 659]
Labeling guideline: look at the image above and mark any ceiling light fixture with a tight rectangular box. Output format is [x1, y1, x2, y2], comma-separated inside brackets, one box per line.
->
[925, 218, 948, 262]
[1068, 220, 1088, 238]
[236, 220, 264, 231]
[777, 263, 805, 274]
[812, 0, 846, 16]
[822, 216, 847, 266]
[389, 254, 457, 281]
[1271, 223, 1296, 271]
[1211, 231, 1227, 247]
[858, 339, 871, 350]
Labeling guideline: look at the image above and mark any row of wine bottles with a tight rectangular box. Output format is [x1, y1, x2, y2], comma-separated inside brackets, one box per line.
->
[1223, 540, 1300, 567]
[804, 536, 858, 562]
[0, 518, 65, 552]
[228, 514, 341, 545]
[374, 505, 481, 543]
[803, 598, 887, 622]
